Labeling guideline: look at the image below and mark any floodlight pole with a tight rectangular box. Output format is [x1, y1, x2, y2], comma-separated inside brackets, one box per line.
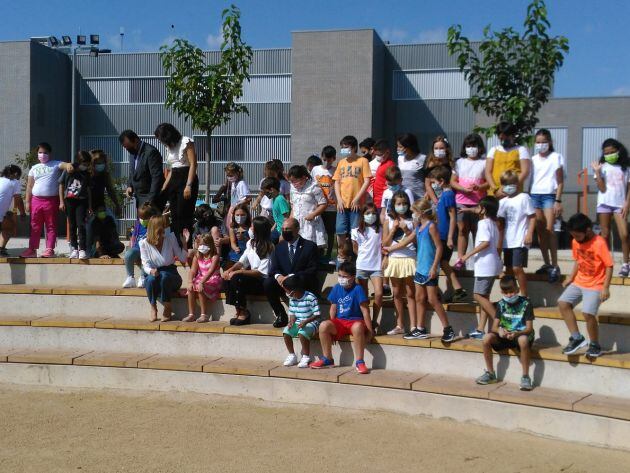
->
[70, 46, 77, 157]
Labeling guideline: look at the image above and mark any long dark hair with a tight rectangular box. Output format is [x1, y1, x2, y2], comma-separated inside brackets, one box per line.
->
[358, 203, 381, 234]
[387, 190, 413, 220]
[1, 164, 21, 179]
[251, 216, 274, 258]
[599, 138, 630, 171]
[460, 133, 487, 158]
[396, 133, 420, 156]
[535, 129, 555, 153]
[154, 123, 183, 148]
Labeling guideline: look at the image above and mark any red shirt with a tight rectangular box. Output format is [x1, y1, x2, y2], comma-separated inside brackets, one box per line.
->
[373, 160, 395, 209]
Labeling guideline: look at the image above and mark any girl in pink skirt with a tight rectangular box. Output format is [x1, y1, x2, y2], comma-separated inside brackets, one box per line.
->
[184, 234, 222, 322]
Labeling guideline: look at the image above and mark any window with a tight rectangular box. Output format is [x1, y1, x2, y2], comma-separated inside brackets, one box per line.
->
[392, 69, 470, 100]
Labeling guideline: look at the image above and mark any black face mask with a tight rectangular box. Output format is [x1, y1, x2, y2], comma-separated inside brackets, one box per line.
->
[282, 230, 295, 242]
[501, 139, 513, 148]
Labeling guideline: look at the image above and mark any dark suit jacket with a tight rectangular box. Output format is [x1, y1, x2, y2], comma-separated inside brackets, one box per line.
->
[127, 141, 165, 208]
[269, 237, 318, 289]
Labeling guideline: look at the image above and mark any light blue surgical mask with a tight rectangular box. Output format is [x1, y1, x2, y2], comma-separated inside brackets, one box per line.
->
[503, 184, 517, 196]
[502, 294, 520, 304]
[363, 213, 377, 225]
[397, 150, 405, 157]
[431, 182, 443, 199]
[95, 163, 106, 173]
[394, 205, 408, 215]
[388, 184, 401, 192]
[339, 147, 351, 158]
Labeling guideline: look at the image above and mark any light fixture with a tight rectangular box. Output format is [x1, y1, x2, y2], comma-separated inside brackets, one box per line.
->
[99, 49, 112, 54]
[48, 36, 59, 47]
[90, 34, 100, 45]
[62, 35, 72, 46]
[77, 35, 86, 45]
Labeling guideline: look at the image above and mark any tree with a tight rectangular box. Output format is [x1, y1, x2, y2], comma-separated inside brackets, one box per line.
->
[160, 4, 253, 202]
[447, 0, 569, 141]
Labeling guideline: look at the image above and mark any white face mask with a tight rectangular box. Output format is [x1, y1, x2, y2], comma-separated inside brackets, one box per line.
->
[339, 148, 351, 158]
[394, 205, 408, 215]
[433, 149, 446, 159]
[374, 154, 384, 163]
[338, 276, 351, 287]
[227, 176, 237, 183]
[503, 184, 517, 196]
[534, 143, 549, 155]
[363, 213, 377, 225]
[397, 150, 405, 157]
[248, 228, 255, 240]
[235, 215, 246, 225]
[198, 245, 210, 254]
[465, 147, 478, 158]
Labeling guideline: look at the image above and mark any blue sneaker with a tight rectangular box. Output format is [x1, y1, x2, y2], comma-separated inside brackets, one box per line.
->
[468, 329, 484, 340]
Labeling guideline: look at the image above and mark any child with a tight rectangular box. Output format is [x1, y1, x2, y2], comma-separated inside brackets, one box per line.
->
[558, 213, 613, 357]
[0, 165, 25, 256]
[430, 166, 467, 302]
[288, 165, 327, 249]
[123, 202, 158, 288]
[60, 150, 92, 259]
[397, 133, 427, 200]
[281, 275, 321, 368]
[424, 136, 455, 204]
[351, 203, 383, 331]
[184, 233, 222, 323]
[382, 191, 417, 335]
[261, 176, 291, 242]
[21, 142, 73, 258]
[530, 129, 564, 282]
[485, 121, 531, 197]
[371, 140, 396, 215]
[216, 162, 250, 231]
[89, 150, 122, 217]
[305, 154, 323, 174]
[333, 135, 372, 250]
[475, 275, 535, 391]
[379, 166, 415, 223]
[91, 206, 125, 259]
[311, 145, 337, 262]
[311, 262, 372, 374]
[227, 203, 251, 265]
[451, 133, 488, 268]
[336, 240, 354, 270]
[404, 199, 455, 341]
[460, 197, 503, 339]
[497, 170, 536, 296]
[592, 138, 630, 277]
[253, 160, 290, 221]
[359, 137, 375, 162]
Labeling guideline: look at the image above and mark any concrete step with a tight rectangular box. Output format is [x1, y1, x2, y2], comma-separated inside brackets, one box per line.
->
[0, 316, 629, 397]
[1, 348, 629, 450]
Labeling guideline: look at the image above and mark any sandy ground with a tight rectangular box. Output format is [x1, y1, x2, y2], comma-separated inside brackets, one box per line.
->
[0, 384, 628, 473]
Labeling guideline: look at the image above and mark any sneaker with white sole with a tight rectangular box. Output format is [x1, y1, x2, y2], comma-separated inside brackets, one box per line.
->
[122, 276, 136, 289]
[137, 275, 146, 288]
[619, 263, 630, 278]
[387, 326, 404, 336]
[297, 355, 311, 368]
[283, 353, 298, 367]
[69, 249, 79, 259]
[78, 250, 88, 260]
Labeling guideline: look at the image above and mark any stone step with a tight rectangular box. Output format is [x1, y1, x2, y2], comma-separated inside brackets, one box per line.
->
[1, 349, 629, 450]
[0, 317, 629, 397]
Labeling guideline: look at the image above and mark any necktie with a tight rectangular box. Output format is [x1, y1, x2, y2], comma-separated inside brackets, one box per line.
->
[289, 243, 295, 263]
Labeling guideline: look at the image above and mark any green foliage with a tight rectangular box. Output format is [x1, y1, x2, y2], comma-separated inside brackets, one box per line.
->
[447, 0, 569, 141]
[13, 149, 38, 193]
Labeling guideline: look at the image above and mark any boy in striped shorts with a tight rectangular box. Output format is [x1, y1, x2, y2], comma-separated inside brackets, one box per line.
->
[282, 275, 321, 368]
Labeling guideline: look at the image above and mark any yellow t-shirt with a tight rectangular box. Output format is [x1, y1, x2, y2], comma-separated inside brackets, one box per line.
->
[488, 145, 528, 195]
[332, 157, 372, 208]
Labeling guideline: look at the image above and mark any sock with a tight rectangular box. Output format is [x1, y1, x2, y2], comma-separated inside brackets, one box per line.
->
[571, 331, 582, 340]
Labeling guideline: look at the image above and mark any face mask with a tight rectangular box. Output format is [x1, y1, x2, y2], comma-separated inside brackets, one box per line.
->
[534, 143, 549, 155]
[227, 176, 238, 183]
[397, 150, 405, 157]
[339, 147, 351, 158]
[465, 147, 478, 158]
[338, 276, 351, 288]
[374, 154, 384, 163]
[139, 219, 149, 228]
[324, 160, 334, 169]
[292, 181, 305, 191]
[431, 182, 443, 198]
[363, 213, 377, 225]
[37, 152, 50, 164]
[235, 215, 246, 225]
[78, 164, 88, 171]
[394, 204, 408, 215]
[501, 139, 513, 148]
[502, 294, 520, 304]
[412, 215, 420, 224]
[248, 228, 255, 240]
[433, 149, 446, 159]
[95, 163, 106, 172]
[198, 245, 210, 255]
[97, 211, 107, 220]
[503, 184, 517, 196]
[282, 229, 295, 242]
[388, 184, 401, 192]
[604, 152, 619, 164]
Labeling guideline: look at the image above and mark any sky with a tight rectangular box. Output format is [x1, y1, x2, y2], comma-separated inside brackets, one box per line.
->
[3, 0, 629, 97]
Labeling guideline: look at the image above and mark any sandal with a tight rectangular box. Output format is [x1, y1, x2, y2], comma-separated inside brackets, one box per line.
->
[197, 314, 210, 323]
[182, 314, 197, 322]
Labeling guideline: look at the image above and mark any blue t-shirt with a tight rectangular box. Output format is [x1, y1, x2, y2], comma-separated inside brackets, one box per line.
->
[436, 189, 456, 241]
[416, 222, 436, 276]
[327, 283, 368, 321]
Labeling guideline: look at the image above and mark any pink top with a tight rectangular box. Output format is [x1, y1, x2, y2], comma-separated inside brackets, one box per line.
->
[454, 158, 487, 205]
[196, 254, 219, 280]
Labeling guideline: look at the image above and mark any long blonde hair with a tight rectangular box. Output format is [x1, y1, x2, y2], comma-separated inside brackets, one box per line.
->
[146, 215, 167, 246]
[412, 198, 435, 222]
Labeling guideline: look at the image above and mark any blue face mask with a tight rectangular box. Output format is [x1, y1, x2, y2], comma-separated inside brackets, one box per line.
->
[502, 294, 520, 304]
[339, 148, 351, 158]
[388, 184, 401, 192]
[95, 163, 106, 173]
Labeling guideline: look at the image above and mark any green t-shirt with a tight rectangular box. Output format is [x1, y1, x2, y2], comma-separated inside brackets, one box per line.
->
[495, 296, 535, 342]
[272, 194, 291, 229]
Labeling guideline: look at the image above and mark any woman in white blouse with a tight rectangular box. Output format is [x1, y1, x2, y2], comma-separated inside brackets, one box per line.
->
[140, 215, 188, 322]
[154, 123, 199, 244]
[222, 216, 274, 326]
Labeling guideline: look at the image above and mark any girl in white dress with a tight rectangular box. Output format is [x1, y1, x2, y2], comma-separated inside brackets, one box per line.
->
[287, 165, 327, 248]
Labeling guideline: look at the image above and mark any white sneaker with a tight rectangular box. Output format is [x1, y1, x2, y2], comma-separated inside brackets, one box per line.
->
[122, 276, 136, 288]
[283, 353, 298, 367]
[387, 326, 404, 336]
[78, 250, 87, 260]
[297, 355, 311, 368]
[137, 275, 146, 288]
[69, 249, 79, 259]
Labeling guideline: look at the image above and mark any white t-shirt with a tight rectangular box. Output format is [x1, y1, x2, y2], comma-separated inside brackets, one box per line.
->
[29, 161, 63, 197]
[487, 145, 530, 161]
[498, 193, 535, 248]
[385, 216, 416, 258]
[369, 158, 380, 177]
[530, 152, 564, 195]
[238, 240, 271, 276]
[473, 219, 502, 277]
[230, 180, 250, 205]
[0, 178, 21, 220]
[398, 154, 427, 199]
[380, 187, 415, 212]
[597, 163, 630, 209]
[166, 136, 193, 169]
[351, 226, 382, 271]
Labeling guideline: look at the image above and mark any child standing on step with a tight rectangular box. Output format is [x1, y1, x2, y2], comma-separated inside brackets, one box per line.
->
[288, 165, 328, 250]
[475, 275, 535, 391]
[558, 213, 613, 358]
[184, 233, 222, 323]
[60, 150, 93, 260]
[311, 262, 372, 373]
[282, 275, 321, 368]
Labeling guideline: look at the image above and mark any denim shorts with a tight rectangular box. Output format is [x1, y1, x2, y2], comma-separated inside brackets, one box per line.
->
[335, 209, 361, 235]
[530, 193, 556, 210]
[357, 268, 383, 280]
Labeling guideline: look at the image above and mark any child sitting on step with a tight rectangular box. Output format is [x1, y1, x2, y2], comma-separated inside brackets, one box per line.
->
[475, 275, 535, 391]
[123, 202, 159, 288]
[184, 233, 222, 323]
[282, 275, 321, 368]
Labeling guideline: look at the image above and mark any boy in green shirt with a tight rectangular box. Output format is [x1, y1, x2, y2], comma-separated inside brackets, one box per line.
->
[261, 177, 291, 241]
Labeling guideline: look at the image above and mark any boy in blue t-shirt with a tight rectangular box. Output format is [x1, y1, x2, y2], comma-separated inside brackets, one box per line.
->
[310, 262, 372, 373]
[261, 176, 290, 243]
[430, 166, 466, 302]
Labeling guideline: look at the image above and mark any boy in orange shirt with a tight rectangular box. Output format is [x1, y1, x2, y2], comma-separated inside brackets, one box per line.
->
[558, 213, 613, 358]
[333, 135, 372, 251]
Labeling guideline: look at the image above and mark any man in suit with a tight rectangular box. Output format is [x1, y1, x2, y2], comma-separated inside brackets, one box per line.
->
[264, 217, 319, 328]
[120, 129, 165, 210]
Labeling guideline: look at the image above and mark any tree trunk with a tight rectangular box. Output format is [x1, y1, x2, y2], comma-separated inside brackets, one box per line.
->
[205, 129, 212, 204]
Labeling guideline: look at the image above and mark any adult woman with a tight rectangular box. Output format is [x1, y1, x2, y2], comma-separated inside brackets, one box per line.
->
[223, 216, 274, 326]
[154, 123, 199, 242]
[485, 121, 531, 198]
[396, 133, 427, 200]
[140, 215, 188, 322]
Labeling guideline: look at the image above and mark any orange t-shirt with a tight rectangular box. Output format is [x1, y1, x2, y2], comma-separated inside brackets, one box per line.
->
[332, 157, 372, 208]
[572, 235, 613, 290]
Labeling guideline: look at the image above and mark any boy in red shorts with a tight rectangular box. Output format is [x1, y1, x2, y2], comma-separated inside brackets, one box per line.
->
[311, 261, 373, 373]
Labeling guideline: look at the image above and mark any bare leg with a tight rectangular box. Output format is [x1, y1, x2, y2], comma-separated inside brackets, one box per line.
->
[427, 286, 450, 327]
[187, 290, 196, 316]
[457, 220, 470, 262]
[404, 276, 416, 328]
[543, 207, 558, 266]
[599, 212, 612, 249]
[391, 278, 406, 329]
[414, 284, 427, 329]
[199, 292, 208, 316]
[558, 300, 579, 334]
[283, 334, 295, 354]
[482, 332, 498, 373]
[161, 302, 172, 321]
[299, 334, 310, 356]
[351, 322, 366, 362]
[583, 313, 600, 344]
[371, 276, 383, 326]
[318, 320, 336, 359]
[513, 266, 528, 296]
[149, 304, 158, 322]
[613, 213, 630, 263]
[518, 335, 531, 376]
[474, 293, 495, 330]
[441, 260, 462, 291]
[535, 209, 550, 266]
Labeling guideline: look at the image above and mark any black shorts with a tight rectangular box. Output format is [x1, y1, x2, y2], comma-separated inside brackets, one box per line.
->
[440, 240, 453, 262]
[491, 336, 533, 352]
[503, 247, 528, 268]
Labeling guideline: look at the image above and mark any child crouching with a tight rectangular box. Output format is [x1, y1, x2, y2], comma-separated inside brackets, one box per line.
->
[282, 276, 321, 368]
